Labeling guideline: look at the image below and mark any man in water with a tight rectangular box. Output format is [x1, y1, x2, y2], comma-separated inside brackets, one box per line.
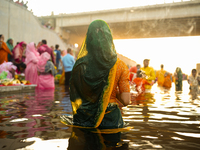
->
[62, 48, 75, 86]
[140, 59, 156, 91]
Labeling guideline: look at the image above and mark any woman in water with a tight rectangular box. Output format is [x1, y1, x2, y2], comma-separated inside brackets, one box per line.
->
[66, 20, 130, 129]
[25, 42, 40, 85]
[37, 52, 56, 89]
[174, 67, 183, 91]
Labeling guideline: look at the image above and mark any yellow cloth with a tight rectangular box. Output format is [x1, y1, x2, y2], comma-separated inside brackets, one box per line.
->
[59, 70, 65, 85]
[141, 66, 156, 89]
[156, 69, 166, 86]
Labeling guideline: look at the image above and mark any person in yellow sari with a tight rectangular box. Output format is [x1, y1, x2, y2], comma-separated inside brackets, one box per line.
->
[140, 59, 156, 90]
[156, 64, 166, 86]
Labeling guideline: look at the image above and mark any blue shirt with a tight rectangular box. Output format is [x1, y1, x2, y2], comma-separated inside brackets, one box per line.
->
[54, 49, 61, 65]
[62, 54, 75, 72]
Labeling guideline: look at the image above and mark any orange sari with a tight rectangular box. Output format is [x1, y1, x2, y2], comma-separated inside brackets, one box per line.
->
[0, 41, 12, 64]
[163, 73, 172, 89]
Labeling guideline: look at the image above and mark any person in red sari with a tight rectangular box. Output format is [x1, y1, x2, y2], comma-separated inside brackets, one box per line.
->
[129, 66, 137, 82]
[12, 41, 27, 64]
[0, 34, 12, 64]
[132, 70, 152, 94]
[130, 71, 154, 106]
[37, 39, 55, 65]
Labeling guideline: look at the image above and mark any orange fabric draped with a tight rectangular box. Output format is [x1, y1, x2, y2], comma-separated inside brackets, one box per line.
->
[163, 74, 172, 89]
[0, 41, 12, 64]
[109, 59, 130, 103]
[133, 78, 151, 94]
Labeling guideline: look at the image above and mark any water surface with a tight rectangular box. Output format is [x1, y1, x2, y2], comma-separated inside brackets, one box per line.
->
[0, 81, 200, 150]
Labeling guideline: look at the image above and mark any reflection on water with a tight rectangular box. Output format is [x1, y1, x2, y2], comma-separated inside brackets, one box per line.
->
[67, 127, 128, 150]
[0, 81, 200, 149]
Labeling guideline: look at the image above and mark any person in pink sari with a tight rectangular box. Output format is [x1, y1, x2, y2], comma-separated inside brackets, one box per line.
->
[25, 42, 40, 85]
[37, 52, 56, 89]
[12, 41, 27, 64]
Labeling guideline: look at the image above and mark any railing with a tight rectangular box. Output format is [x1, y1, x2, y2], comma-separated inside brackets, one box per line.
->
[125, 0, 199, 7]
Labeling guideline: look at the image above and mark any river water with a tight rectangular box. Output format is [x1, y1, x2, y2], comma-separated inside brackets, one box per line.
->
[0, 81, 200, 150]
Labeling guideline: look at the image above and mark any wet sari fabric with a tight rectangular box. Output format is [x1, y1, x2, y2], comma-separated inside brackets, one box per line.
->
[69, 20, 129, 128]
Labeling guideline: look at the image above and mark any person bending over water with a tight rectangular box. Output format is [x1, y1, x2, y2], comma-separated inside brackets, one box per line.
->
[37, 52, 56, 89]
[67, 20, 130, 129]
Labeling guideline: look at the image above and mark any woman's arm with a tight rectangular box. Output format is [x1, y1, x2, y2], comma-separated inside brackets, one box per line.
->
[117, 60, 131, 106]
[116, 91, 130, 106]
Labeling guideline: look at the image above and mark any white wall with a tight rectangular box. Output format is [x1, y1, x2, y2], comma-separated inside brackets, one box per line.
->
[0, 0, 67, 50]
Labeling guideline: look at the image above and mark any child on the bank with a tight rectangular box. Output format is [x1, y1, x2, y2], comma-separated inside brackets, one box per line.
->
[132, 70, 152, 94]
[188, 69, 200, 95]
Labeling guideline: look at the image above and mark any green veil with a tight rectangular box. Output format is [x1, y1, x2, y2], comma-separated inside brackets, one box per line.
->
[6, 38, 13, 61]
[175, 67, 183, 91]
[6, 38, 13, 52]
[69, 20, 118, 128]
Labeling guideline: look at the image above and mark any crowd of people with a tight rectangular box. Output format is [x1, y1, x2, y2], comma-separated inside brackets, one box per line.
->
[129, 59, 200, 100]
[1, 19, 199, 131]
[14, 0, 28, 9]
[0, 34, 75, 89]
[62, 20, 200, 130]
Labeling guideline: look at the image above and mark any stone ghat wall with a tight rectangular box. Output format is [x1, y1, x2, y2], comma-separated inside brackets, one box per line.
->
[0, 0, 67, 49]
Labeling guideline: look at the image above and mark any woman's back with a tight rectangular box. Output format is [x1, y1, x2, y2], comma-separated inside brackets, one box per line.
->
[68, 20, 130, 128]
[37, 52, 56, 89]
